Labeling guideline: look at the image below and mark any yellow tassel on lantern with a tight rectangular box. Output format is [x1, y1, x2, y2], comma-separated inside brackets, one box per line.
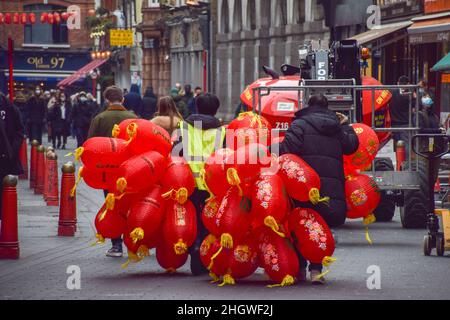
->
[116, 177, 127, 194]
[220, 233, 234, 249]
[226, 168, 243, 196]
[70, 166, 84, 198]
[207, 246, 223, 271]
[363, 213, 376, 245]
[264, 216, 285, 238]
[309, 188, 330, 206]
[313, 256, 338, 280]
[218, 274, 236, 287]
[166, 268, 177, 274]
[174, 240, 188, 255]
[112, 124, 120, 138]
[200, 169, 215, 201]
[267, 275, 295, 288]
[126, 122, 138, 143]
[90, 233, 105, 247]
[209, 272, 220, 283]
[162, 188, 188, 205]
[130, 228, 145, 244]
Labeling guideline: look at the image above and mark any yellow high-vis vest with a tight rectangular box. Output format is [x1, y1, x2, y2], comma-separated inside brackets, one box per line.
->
[180, 121, 226, 190]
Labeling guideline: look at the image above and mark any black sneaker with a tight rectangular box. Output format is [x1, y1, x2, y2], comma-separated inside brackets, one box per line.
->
[190, 249, 208, 276]
[106, 246, 123, 258]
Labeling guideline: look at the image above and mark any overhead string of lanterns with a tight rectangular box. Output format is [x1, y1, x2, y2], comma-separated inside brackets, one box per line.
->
[0, 11, 74, 25]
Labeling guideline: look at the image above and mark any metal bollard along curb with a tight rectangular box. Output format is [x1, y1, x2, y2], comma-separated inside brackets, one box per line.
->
[0, 175, 20, 259]
[58, 162, 77, 237]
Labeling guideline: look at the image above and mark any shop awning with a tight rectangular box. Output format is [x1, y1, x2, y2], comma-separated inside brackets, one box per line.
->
[57, 58, 108, 87]
[349, 21, 412, 45]
[408, 13, 450, 44]
[431, 53, 450, 72]
[4, 71, 75, 83]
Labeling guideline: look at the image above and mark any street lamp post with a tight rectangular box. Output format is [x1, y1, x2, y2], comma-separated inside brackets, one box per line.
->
[8, 37, 14, 102]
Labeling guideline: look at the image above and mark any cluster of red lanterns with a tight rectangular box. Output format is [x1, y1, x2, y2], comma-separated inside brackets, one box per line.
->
[0, 12, 73, 25]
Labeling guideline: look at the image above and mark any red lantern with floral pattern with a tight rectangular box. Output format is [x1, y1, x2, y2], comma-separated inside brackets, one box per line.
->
[204, 148, 235, 198]
[162, 200, 197, 255]
[227, 112, 272, 149]
[200, 234, 228, 275]
[343, 123, 379, 172]
[277, 154, 327, 205]
[160, 156, 196, 202]
[254, 227, 299, 286]
[345, 173, 381, 219]
[202, 196, 223, 235]
[251, 173, 290, 235]
[156, 241, 189, 272]
[288, 208, 335, 265]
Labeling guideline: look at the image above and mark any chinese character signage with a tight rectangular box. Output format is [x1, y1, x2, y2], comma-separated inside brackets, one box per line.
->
[110, 29, 134, 46]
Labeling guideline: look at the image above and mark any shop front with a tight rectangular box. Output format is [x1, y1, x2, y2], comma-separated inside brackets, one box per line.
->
[0, 50, 91, 94]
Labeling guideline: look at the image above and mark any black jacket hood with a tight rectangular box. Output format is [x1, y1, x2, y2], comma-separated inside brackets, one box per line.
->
[295, 106, 341, 136]
[185, 114, 221, 130]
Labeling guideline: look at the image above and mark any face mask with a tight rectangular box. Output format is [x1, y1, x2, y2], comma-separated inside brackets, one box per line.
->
[61, 97, 66, 101]
[80, 97, 87, 102]
[422, 96, 433, 107]
[35, 91, 41, 95]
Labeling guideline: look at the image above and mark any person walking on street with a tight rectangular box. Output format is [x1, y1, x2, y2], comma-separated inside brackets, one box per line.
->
[88, 86, 138, 258]
[173, 93, 226, 276]
[48, 92, 71, 149]
[390, 75, 412, 155]
[123, 84, 143, 117]
[278, 94, 359, 285]
[27, 87, 46, 145]
[142, 86, 158, 120]
[0, 92, 24, 219]
[170, 87, 189, 119]
[151, 96, 183, 136]
[71, 92, 96, 147]
[13, 91, 29, 138]
[182, 84, 196, 116]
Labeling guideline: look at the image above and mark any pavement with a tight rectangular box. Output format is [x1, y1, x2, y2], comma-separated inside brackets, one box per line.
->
[0, 137, 449, 300]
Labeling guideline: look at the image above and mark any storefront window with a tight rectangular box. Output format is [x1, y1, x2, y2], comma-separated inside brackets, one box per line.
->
[24, 4, 68, 45]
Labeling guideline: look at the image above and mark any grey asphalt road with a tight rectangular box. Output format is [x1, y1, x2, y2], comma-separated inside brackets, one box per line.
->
[0, 138, 449, 300]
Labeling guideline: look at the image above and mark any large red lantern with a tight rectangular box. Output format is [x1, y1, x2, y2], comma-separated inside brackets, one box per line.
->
[122, 233, 151, 268]
[214, 187, 252, 249]
[254, 227, 299, 287]
[204, 148, 235, 198]
[126, 185, 165, 249]
[227, 112, 272, 149]
[199, 234, 227, 277]
[288, 208, 335, 265]
[345, 173, 381, 220]
[61, 12, 69, 21]
[156, 241, 189, 272]
[20, 13, 28, 24]
[4, 13, 11, 24]
[13, 13, 20, 24]
[40, 12, 48, 24]
[53, 12, 61, 24]
[201, 196, 223, 235]
[29, 13, 36, 24]
[162, 200, 197, 255]
[47, 13, 54, 24]
[251, 173, 290, 235]
[94, 204, 127, 241]
[77, 137, 130, 169]
[230, 143, 271, 187]
[116, 150, 166, 194]
[160, 156, 196, 203]
[126, 120, 172, 157]
[277, 154, 327, 204]
[78, 165, 120, 191]
[343, 123, 379, 172]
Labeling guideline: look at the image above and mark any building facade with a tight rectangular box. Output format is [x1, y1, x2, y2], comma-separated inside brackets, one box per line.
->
[214, 0, 329, 120]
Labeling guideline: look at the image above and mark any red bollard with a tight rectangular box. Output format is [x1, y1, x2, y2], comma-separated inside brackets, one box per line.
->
[43, 147, 54, 201]
[0, 175, 20, 259]
[29, 140, 39, 189]
[34, 145, 45, 195]
[58, 162, 77, 236]
[18, 139, 28, 180]
[46, 152, 59, 207]
[396, 140, 406, 171]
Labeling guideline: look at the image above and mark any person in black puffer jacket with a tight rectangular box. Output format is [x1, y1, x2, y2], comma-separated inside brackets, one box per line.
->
[141, 86, 158, 120]
[278, 94, 359, 284]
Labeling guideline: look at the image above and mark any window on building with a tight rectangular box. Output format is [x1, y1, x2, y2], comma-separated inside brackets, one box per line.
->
[24, 4, 68, 45]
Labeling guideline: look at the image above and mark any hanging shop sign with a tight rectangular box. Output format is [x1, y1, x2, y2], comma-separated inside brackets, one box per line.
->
[110, 29, 134, 46]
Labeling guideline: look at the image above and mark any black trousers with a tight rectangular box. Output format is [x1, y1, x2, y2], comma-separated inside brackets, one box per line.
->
[188, 189, 210, 253]
[28, 122, 43, 145]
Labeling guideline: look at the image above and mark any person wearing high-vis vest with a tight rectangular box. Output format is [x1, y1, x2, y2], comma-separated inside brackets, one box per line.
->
[173, 93, 226, 276]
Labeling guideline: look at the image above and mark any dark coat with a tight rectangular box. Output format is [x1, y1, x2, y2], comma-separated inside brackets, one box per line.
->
[27, 96, 46, 125]
[279, 105, 359, 227]
[71, 100, 95, 129]
[141, 88, 157, 120]
[124, 84, 143, 117]
[0, 96, 24, 177]
[389, 89, 411, 126]
[88, 104, 138, 138]
[48, 102, 72, 136]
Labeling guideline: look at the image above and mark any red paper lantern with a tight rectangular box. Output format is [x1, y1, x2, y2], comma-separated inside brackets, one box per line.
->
[4, 13, 11, 24]
[277, 154, 326, 204]
[127, 185, 165, 249]
[0, 13, 4, 24]
[123, 231, 151, 265]
[200, 234, 227, 275]
[202, 196, 223, 235]
[94, 204, 127, 241]
[47, 13, 54, 24]
[254, 227, 299, 286]
[40, 12, 48, 24]
[251, 173, 290, 234]
[20, 13, 28, 24]
[79, 165, 120, 191]
[53, 12, 61, 24]
[214, 187, 252, 248]
[29, 13, 36, 24]
[227, 112, 272, 149]
[162, 200, 197, 255]
[230, 143, 272, 186]
[79, 137, 129, 169]
[116, 150, 166, 194]
[288, 208, 335, 265]
[126, 120, 172, 157]
[156, 241, 189, 272]
[61, 12, 69, 21]
[204, 148, 235, 198]
[13, 13, 20, 24]
[112, 119, 136, 140]
[343, 123, 379, 172]
[345, 173, 381, 219]
[160, 156, 196, 202]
